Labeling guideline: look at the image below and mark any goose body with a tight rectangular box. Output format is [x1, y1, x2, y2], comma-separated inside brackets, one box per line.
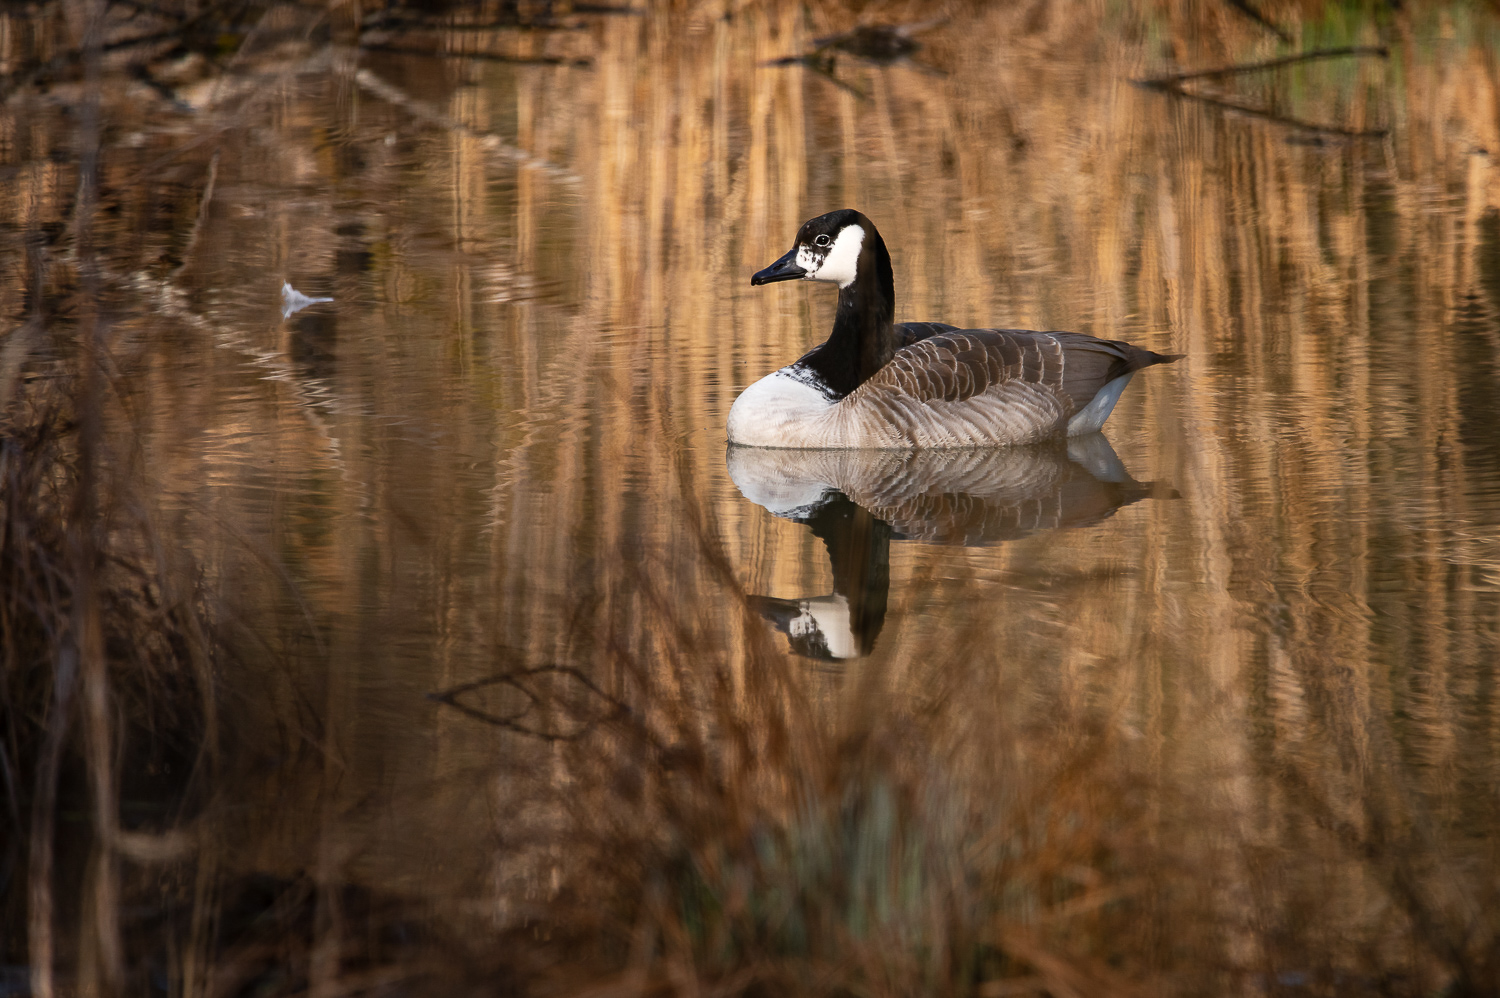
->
[727, 209, 1179, 449]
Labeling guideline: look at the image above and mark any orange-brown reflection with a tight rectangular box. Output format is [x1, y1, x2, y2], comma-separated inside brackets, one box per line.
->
[2, 0, 1500, 993]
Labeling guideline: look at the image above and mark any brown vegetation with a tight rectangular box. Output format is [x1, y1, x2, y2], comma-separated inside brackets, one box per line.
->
[2, 0, 1500, 995]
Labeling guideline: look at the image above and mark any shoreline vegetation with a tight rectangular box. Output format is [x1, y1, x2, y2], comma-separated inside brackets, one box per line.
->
[4, 0, 1500, 995]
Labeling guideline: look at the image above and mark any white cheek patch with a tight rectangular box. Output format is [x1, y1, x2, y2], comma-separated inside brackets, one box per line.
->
[809, 225, 864, 288]
[795, 245, 822, 274]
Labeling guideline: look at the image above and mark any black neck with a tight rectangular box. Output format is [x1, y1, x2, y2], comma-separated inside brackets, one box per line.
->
[793, 232, 897, 399]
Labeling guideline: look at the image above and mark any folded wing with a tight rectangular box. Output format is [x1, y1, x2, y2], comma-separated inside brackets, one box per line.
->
[844, 329, 1178, 446]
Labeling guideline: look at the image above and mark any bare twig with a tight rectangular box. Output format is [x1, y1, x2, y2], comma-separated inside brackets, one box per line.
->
[761, 53, 869, 100]
[1220, 0, 1291, 43]
[129, 62, 197, 112]
[1136, 80, 1388, 138]
[354, 68, 580, 182]
[429, 663, 629, 740]
[1137, 45, 1388, 86]
[171, 150, 220, 279]
[359, 42, 591, 66]
[0, 0, 229, 101]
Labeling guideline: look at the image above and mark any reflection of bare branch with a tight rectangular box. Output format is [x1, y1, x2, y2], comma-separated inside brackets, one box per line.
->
[1137, 45, 1388, 86]
[1220, 0, 1291, 43]
[360, 4, 637, 33]
[0, 0, 227, 100]
[1136, 80, 1388, 139]
[429, 664, 628, 740]
[1272, 760, 1490, 987]
[902, 58, 949, 78]
[362, 14, 584, 32]
[354, 68, 580, 182]
[171, 149, 218, 279]
[762, 18, 948, 97]
[808, 58, 869, 100]
[762, 53, 869, 100]
[359, 43, 591, 67]
[811, 19, 947, 64]
[0, 319, 41, 413]
[125, 273, 349, 466]
[129, 62, 194, 111]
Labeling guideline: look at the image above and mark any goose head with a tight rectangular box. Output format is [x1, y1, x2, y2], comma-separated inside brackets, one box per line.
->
[751, 209, 883, 290]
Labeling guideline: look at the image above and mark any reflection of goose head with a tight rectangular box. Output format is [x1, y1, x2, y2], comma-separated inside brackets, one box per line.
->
[731, 435, 1176, 660]
[748, 495, 891, 660]
[753, 594, 860, 660]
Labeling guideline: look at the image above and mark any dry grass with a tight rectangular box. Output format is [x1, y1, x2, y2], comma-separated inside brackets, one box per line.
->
[0, 377, 218, 996]
[426, 522, 1167, 996]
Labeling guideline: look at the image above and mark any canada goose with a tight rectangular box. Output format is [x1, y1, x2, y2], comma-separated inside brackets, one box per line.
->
[727, 209, 1180, 449]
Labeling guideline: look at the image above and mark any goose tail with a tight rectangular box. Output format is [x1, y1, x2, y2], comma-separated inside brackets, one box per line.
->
[1129, 346, 1184, 370]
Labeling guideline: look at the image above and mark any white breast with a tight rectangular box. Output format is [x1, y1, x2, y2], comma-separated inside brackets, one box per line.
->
[726, 370, 841, 448]
[727, 367, 1077, 449]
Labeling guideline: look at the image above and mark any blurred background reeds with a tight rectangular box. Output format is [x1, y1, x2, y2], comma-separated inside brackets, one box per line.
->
[3, 0, 1500, 994]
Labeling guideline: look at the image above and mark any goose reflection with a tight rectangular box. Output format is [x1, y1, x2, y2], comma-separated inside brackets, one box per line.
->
[729, 435, 1174, 660]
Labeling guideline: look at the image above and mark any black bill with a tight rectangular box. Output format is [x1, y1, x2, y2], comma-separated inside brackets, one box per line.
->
[751, 247, 807, 285]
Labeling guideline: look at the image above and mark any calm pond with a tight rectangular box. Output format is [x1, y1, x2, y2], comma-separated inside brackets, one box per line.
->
[4, 1, 1500, 994]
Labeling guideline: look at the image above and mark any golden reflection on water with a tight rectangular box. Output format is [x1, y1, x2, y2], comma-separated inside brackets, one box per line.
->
[6, 0, 1500, 990]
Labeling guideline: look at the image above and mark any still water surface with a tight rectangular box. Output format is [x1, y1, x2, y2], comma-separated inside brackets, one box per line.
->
[7, 0, 1500, 988]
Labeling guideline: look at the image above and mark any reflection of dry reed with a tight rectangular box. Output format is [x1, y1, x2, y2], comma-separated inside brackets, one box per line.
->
[3, 0, 1500, 994]
[452, 526, 1161, 996]
[1, 379, 218, 997]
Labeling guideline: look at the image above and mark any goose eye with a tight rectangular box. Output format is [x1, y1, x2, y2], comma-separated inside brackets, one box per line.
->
[814, 234, 832, 247]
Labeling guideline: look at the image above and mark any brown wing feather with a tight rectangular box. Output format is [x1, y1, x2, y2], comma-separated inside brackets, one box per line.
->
[1044, 330, 1180, 411]
[863, 329, 1177, 412]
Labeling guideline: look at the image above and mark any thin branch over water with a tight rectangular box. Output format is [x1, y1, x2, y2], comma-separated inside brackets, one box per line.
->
[1137, 44, 1389, 86]
[1136, 81, 1389, 139]
[1220, 0, 1292, 42]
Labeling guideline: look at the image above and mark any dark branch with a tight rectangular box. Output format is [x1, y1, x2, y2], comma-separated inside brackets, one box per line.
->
[1137, 45, 1388, 87]
[1220, 0, 1292, 43]
[1135, 80, 1388, 139]
[428, 664, 628, 741]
